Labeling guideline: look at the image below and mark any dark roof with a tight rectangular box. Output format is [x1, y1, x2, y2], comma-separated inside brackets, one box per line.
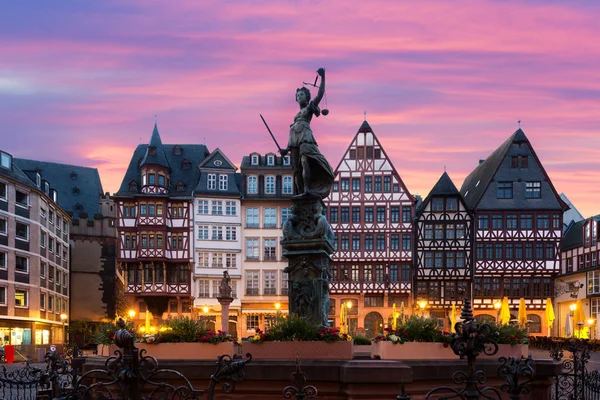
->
[416, 172, 463, 217]
[0, 153, 38, 189]
[460, 131, 517, 209]
[13, 158, 103, 220]
[358, 120, 372, 133]
[240, 153, 292, 170]
[139, 124, 169, 168]
[562, 216, 600, 251]
[194, 148, 241, 196]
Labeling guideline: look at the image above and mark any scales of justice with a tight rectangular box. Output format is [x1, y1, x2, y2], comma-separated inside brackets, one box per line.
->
[260, 67, 336, 327]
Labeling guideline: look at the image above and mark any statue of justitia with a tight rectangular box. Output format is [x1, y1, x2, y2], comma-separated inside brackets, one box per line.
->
[279, 68, 334, 199]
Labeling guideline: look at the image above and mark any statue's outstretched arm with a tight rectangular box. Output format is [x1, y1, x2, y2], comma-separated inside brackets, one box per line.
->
[313, 68, 325, 105]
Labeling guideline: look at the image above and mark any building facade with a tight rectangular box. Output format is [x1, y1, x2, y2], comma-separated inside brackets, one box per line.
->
[114, 125, 210, 324]
[239, 152, 292, 338]
[414, 172, 474, 325]
[1, 150, 70, 346]
[557, 215, 600, 338]
[192, 148, 242, 334]
[325, 121, 416, 336]
[460, 129, 568, 334]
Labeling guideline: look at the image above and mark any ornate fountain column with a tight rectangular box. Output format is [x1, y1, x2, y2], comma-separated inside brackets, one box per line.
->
[217, 271, 233, 332]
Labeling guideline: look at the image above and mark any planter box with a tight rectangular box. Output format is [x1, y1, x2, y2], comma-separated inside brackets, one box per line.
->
[373, 341, 528, 360]
[97, 344, 120, 357]
[136, 342, 236, 360]
[242, 341, 353, 360]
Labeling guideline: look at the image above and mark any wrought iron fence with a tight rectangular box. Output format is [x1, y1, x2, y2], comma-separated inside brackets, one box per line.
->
[550, 339, 600, 400]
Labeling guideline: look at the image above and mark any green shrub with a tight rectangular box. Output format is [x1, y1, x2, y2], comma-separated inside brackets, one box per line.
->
[265, 314, 319, 342]
[166, 316, 202, 342]
[353, 335, 372, 345]
[94, 320, 134, 345]
[487, 322, 529, 345]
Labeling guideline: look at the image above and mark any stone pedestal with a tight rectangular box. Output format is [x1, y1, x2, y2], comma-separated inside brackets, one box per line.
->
[281, 194, 335, 326]
[217, 296, 233, 333]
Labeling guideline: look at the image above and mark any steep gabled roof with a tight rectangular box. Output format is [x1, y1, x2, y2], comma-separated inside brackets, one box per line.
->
[140, 123, 169, 169]
[194, 148, 241, 197]
[13, 158, 103, 219]
[198, 148, 237, 171]
[562, 215, 600, 251]
[416, 172, 464, 217]
[561, 193, 585, 229]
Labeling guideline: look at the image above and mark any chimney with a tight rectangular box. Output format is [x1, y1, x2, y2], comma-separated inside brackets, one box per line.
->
[478, 159, 485, 165]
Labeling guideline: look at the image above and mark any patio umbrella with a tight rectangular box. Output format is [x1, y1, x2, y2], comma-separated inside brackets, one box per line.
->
[400, 302, 405, 324]
[392, 303, 397, 330]
[565, 313, 572, 337]
[545, 298, 555, 336]
[574, 299, 585, 325]
[449, 303, 457, 333]
[499, 297, 511, 325]
[339, 303, 346, 335]
[518, 298, 528, 328]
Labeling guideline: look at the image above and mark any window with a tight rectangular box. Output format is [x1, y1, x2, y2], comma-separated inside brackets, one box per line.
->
[376, 235, 385, 251]
[329, 207, 338, 223]
[478, 215, 489, 229]
[537, 214, 550, 230]
[402, 234, 411, 250]
[365, 176, 372, 192]
[506, 214, 517, 229]
[148, 173, 156, 185]
[263, 271, 277, 295]
[374, 176, 382, 192]
[402, 207, 412, 223]
[49, 210, 54, 224]
[432, 197, 443, 211]
[15, 190, 29, 207]
[158, 174, 166, 186]
[352, 178, 361, 192]
[341, 207, 349, 223]
[40, 262, 46, 277]
[246, 271, 259, 295]
[0, 217, 6, 236]
[521, 214, 533, 229]
[591, 271, 600, 296]
[245, 208, 258, 228]
[446, 197, 458, 211]
[246, 315, 259, 330]
[267, 155, 275, 166]
[401, 264, 411, 282]
[198, 225, 209, 240]
[225, 253, 236, 268]
[521, 156, 528, 168]
[15, 255, 28, 273]
[446, 224, 455, 239]
[352, 207, 360, 223]
[282, 272, 289, 295]
[198, 280, 210, 297]
[384, 176, 391, 192]
[0, 252, 6, 269]
[219, 175, 228, 190]
[283, 176, 293, 195]
[425, 225, 433, 240]
[364, 207, 373, 223]
[376, 207, 386, 223]
[391, 207, 399, 223]
[225, 226, 237, 241]
[15, 289, 28, 307]
[40, 292, 46, 309]
[264, 208, 277, 228]
[246, 239, 259, 260]
[283, 155, 290, 165]
[364, 296, 384, 307]
[434, 225, 443, 240]
[211, 226, 223, 240]
[389, 234, 399, 251]
[212, 253, 223, 268]
[0, 152, 10, 169]
[492, 215, 503, 230]
[365, 235, 373, 251]
[265, 176, 275, 194]
[225, 201, 237, 216]
[497, 182, 513, 199]
[247, 176, 258, 194]
[198, 252, 209, 268]
[264, 238, 277, 260]
[251, 155, 259, 165]
[340, 235, 349, 251]
[333, 181, 338, 191]
[341, 179, 349, 191]
[16, 222, 29, 241]
[207, 174, 216, 190]
[281, 208, 291, 226]
[525, 182, 541, 199]
[211, 200, 223, 215]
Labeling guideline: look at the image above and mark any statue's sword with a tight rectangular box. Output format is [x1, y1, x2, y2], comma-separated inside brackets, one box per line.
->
[260, 114, 282, 152]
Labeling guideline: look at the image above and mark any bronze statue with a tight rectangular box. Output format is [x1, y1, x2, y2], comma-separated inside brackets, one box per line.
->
[280, 68, 334, 199]
[219, 270, 232, 298]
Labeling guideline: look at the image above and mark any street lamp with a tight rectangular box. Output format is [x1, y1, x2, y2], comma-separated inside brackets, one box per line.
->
[494, 301, 502, 323]
[275, 302, 281, 322]
[128, 309, 136, 320]
[203, 306, 209, 314]
[418, 300, 427, 316]
[346, 301, 352, 335]
[60, 313, 68, 344]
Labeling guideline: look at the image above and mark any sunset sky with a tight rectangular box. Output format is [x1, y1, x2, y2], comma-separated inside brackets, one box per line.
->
[1, 1, 599, 217]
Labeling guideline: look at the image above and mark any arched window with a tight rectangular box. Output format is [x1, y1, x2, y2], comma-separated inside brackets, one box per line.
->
[364, 312, 384, 336]
[527, 314, 542, 333]
[475, 314, 496, 324]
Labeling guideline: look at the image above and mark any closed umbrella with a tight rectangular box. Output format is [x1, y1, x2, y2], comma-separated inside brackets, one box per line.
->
[449, 303, 457, 333]
[518, 298, 528, 328]
[340, 303, 346, 335]
[500, 297, 511, 325]
[400, 302, 405, 324]
[392, 303, 397, 330]
[574, 299, 586, 338]
[545, 298, 555, 337]
[565, 313, 572, 337]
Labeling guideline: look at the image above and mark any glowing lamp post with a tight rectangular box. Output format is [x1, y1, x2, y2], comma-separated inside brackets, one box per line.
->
[418, 300, 428, 317]
[494, 301, 502, 323]
[60, 313, 68, 344]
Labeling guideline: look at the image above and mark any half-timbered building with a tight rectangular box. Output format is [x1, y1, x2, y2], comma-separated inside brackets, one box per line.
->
[556, 213, 600, 338]
[414, 172, 473, 322]
[192, 148, 242, 334]
[460, 128, 568, 334]
[239, 152, 292, 338]
[114, 124, 210, 323]
[325, 121, 416, 336]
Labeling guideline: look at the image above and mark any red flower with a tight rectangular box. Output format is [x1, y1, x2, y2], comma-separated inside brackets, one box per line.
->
[443, 343, 449, 348]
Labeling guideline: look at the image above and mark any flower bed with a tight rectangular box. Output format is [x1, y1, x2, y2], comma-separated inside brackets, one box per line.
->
[242, 341, 353, 360]
[373, 341, 528, 360]
[136, 342, 237, 360]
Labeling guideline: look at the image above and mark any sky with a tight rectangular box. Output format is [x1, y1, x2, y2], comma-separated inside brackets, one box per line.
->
[1, 1, 599, 217]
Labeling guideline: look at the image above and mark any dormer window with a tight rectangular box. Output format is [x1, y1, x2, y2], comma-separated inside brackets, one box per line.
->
[36, 173, 41, 187]
[51, 189, 57, 202]
[129, 181, 138, 191]
[71, 171, 77, 180]
[267, 155, 275, 166]
[251, 155, 259, 165]
[75, 203, 83, 211]
[283, 156, 290, 166]
[219, 175, 228, 190]
[148, 146, 156, 156]
[207, 174, 216, 190]
[173, 145, 182, 156]
[214, 160, 223, 167]
[72, 186, 80, 195]
[182, 159, 192, 170]
[158, 174, 166, 186]
[0, 151, 11, 169]
[176, 182, 186, 191]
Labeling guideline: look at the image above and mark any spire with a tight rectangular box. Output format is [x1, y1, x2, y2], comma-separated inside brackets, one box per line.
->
[140, 123, 169, 168]
[429, 171, 460, 196]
